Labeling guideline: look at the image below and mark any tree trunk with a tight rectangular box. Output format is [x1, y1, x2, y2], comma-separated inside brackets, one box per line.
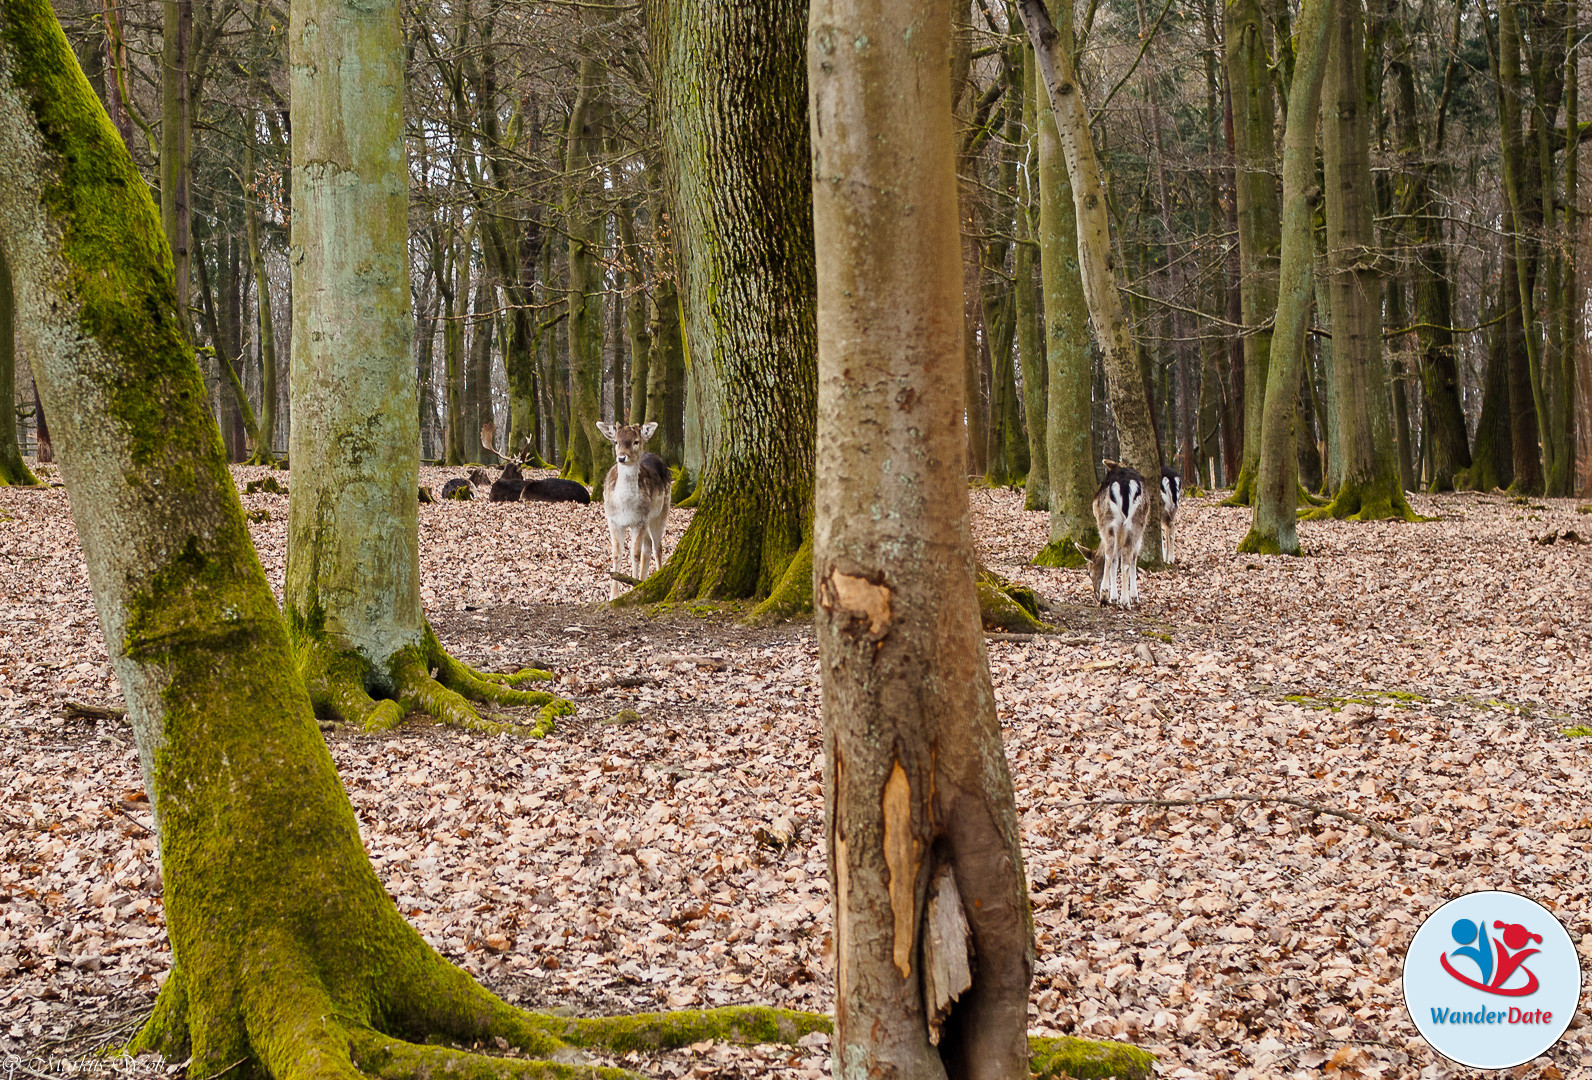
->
[632, 0, 817, 613]
[808, 4, 1035, 1074]
[1311, 0, 1415, 522]
[466, 265, 495, 459]
[0, 246, 39, 485]
[1016, 47, 1048, 513]
[1496, 1, 1548, 495]
[242, 121, 276, 464]
[1220, 0, 1281, 507]
[562, 47, 609, 489]
[1461, 260, 1519, 491]
[440, 231, 466, 465]
[284, 0, 564, 733]
[159, 0, 191, 328]
[1237, 0, 1335, 555]
[1019, 0, 1164, 563]
[1388, 18, 1468, 491]
[1027, 16, 1098, 569]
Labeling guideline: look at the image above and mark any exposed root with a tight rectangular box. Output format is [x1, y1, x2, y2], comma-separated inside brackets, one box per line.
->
[348, 1025, 643, 1080]
[977, 567, 1052, 633]
[1029, 1033, 1156, 1080]
[545, 1006, 829, 1053]
[1219, 463, 1256, 507]
[291, 617, 571, 736]
[1301, 475, 1427, 523]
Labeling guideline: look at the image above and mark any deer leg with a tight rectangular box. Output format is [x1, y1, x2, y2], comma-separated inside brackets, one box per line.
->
[609, 524, 625, 600]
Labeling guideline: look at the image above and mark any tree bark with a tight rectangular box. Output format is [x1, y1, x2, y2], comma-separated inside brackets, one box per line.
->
[1016, 46, 1048, 513]
[562, 45, 609, 489]
[808, 5, 1033, 1076]
[242, 120, 276, 464]
[1310, 0, 1415, 523]
[1220, 0, 1280, 507]
[0, 246, 39, 485]
[1019, 0, 1164, 563]
[1026, 14, 1098, 569]
[1237, 0, 1335, 555]
[284, 0, 564, 732]
[159, 0, 191, 328]
[632, 0, 817, 612]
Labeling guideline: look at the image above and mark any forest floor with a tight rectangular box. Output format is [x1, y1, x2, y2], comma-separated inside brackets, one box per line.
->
[2, 463, 1591, 1080]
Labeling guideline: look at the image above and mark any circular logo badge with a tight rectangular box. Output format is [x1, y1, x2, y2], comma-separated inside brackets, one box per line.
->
[1403, 891, 1581, 1069]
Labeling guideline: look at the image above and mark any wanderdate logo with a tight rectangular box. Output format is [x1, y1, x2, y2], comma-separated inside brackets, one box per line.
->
[1404, 891, 1580, 1069]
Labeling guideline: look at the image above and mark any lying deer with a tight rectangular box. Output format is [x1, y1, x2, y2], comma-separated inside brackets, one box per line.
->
[1160, 465, 1182, 564]
[596, 421, 671, 600]
[481, 442, 590, 504]
[1075, 463, 1149, 608]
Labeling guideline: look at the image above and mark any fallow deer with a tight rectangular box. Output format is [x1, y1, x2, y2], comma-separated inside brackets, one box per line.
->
[1075, 463, 1149, 609]
[1160, 465, 1182, 564]
[596, 421, 671, 600]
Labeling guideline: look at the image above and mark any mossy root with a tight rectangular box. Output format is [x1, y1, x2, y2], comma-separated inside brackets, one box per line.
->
[976, 567, 1052, 633]
[1029, 1033, 1156, 1079]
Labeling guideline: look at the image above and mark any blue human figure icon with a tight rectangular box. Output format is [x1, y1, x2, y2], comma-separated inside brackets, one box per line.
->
[1450, 919, 1494, 985]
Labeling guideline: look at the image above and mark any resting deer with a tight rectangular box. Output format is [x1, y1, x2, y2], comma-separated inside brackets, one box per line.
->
[1074, 463, 1149, 608]
[1160, 466, 1182, 564]
[596, 421, 671, 599]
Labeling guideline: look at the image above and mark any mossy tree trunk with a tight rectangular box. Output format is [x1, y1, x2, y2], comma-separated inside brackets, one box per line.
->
[1019, 0, 1164, 564]
[284, 0, 566, 734]
[1236, 0, 1335, 556]
[0, 248, 39, 486]
[808, 5, 1035, 1075]
[1028, 16, 1097, 569]
[439, 226, 466, 466]
[1220, 0, 1281, 507]
[0, 13, 827, 1073]
[1309, 0, 1416, 524]
[632, 0, 816, 611]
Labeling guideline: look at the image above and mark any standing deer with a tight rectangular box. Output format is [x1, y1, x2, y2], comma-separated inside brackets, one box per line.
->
[1074, 463, 1149, 608]
[1160, 465, 1182, 564]
[596, 421, 671, 599]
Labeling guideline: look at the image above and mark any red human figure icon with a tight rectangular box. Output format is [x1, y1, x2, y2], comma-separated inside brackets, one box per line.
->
[1488, 921, 1543, 995]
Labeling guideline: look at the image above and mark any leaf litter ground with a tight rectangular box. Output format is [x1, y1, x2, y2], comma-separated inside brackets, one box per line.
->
[2, 465, 1590, 1079]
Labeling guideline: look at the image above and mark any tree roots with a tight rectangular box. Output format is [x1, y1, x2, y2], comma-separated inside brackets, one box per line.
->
[294, 621, 572, 737]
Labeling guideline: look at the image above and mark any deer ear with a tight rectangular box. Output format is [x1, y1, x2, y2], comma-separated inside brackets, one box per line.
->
[640, 421, 658, 440]
[595, 422, 616, 441]
[1073, 541, 1096, 561]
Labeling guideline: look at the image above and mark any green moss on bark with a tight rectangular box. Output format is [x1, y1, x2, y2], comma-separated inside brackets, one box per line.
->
[1031, 537, 1090, 569]
[1235, 528, 1297, 556]
[1220, 462, 1257, 507]
[748, 535, 813, 622]
[288, 612, 568, 737]
[1302, 475, 1425, 523]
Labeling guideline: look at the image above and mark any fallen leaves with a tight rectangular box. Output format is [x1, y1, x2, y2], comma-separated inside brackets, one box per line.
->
[1, 475, 1590, 1079]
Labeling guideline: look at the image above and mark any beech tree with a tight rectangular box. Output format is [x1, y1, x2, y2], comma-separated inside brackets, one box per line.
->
[1237, 0, 1335, 555]
[282, 0, 571, 732]
[808, 4, 1149, 1078]
[0, 2, 826, 1070]
[1019, 0, 1166, 562]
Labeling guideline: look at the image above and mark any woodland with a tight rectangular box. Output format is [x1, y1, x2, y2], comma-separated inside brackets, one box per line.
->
[0, 0, 1590, 1078]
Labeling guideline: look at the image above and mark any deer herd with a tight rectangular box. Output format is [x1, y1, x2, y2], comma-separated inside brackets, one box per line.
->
[444, 427, 1180, 612]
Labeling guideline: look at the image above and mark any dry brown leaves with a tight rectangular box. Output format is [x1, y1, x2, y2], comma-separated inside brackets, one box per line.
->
[2, 465, 1591, 1080]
